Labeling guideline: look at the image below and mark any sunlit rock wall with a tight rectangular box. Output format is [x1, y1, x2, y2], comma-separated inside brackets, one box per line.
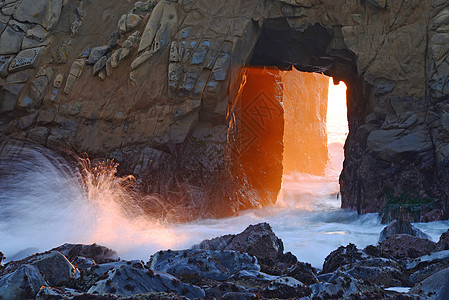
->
[282, 70, 329, 176]
[230, 67, 284, 209]
[1, 0, 449, 219]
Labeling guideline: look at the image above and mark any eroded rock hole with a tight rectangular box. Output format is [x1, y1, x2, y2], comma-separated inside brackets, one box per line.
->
[229, 67, 348, 210]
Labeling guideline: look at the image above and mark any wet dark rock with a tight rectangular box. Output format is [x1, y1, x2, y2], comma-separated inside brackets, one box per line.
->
[204, 282, 248, 299]
[193, 223, 284, 260]
[323, 246, 410, 288]
[52, 243, 119, 264]
[436, 229, 449, 251]
[149, 249, 259, 282]
[286, 261, 318, 285]
[260, 276, 311, 299]
[87, 261, 204, 298]
[422, 209, 445, 222]
[3, 250, 78, 286]
[0, 252, 4, 273]
[72, 256, 97, 271]
[0, 264, 47, 299]
[193, 223, 296, 275]
[379, 219, 431, 243]
[227, 270, 278, 289]
[363, 244, 394, 259]
[310, 272, 383, 299]
[345, 265, 410, 287]
[322, 243, 366, 274]
[410, 267, 449, 299]
[36, 287, 85, 299]
[5, 223, 446, 299]
[379, 234, 436, 259]
[406, 250, 449, 285]
[66, 260, 142, 292]
[37, 288, 187, 299]
[222, 292, 257, 300]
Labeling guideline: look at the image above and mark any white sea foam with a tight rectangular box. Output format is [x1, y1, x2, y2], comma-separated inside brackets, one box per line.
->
[1, 79, 447, 268]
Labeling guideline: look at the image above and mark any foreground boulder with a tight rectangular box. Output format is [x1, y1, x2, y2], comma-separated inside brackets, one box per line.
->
[193, 222, 296, 274]
[87, 261, 205, 298]
[322, 244, 410, 287]
[3, 251, 78, 286]
[379, 234, 436, 259]
[193, 223, 284, 261]
[406, 250, 449, 285]
[52, 243, 119, 264]
[1, 223, 444, 299]
[285, 262, 318, 285]
[379, 219, 431, 242]
[436, 229, 449, 251]
[0, 264, 47, 299]
[322, 244, 366, 274]
[410, 267, 449, 299]
[204, 282, 249, 299]
[149, 249, 259, 282]
[260, 276, 311, 299]
[311, 272, 384, 299]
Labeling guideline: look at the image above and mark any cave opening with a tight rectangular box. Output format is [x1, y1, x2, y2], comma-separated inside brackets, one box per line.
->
[227, 19, 359, 212]
[229, 66, 349, 210]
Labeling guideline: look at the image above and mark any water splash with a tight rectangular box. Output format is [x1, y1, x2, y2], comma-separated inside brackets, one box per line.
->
[0, 141, 183, 261]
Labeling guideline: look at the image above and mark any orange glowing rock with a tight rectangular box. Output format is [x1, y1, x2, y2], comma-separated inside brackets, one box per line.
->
[230, 67, 284, 208]
[282, 70, 329, 176]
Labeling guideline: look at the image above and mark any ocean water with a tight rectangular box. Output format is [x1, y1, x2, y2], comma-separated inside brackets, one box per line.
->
[0, 80, 447, 269]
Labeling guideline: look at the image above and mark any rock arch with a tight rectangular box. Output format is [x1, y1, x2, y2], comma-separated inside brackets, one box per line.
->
[1, 0, 448, 220]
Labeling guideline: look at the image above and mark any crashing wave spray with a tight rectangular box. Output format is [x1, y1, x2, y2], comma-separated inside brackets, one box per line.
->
[0, 140, 183, 261]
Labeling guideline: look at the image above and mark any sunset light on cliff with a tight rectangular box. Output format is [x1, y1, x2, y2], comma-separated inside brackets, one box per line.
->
[327, 79, 348, 145]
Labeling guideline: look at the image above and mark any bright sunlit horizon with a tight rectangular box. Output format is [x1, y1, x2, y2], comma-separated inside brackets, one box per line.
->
[327, 78, 348, 145]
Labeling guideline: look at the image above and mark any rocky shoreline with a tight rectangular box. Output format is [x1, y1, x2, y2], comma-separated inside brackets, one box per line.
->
[1, 221, 449, 299]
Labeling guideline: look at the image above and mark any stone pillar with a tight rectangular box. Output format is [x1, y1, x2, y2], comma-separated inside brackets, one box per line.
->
[229, 67, 284, 209]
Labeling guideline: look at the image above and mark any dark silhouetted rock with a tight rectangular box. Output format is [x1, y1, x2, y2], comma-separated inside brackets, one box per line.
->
[311, 272, 383, 299]
[222, 292, 257, 300]
[227, 269, 278, 288]
[436, 229, 449, 251]
[322, 243, 366, 274]
[422, 209, 445, 222]
[379, 234, 436, 259]
[52, 243, 119, 264]
[193, 223, 284, 261]
[71, 256, 96, 271]
[87, 261, 205, 298]
[345, 265, 410, 287]
[260, 276, 311, 299]
[379, 219, 431, 243]
[204, 282, 248, 299]
[0, 251, 4, 273]
[36, 287, 85, 299]
[193, 223, 294, 274]
[149, 249, 259, 281]
[66, 260, 142, 292]
[286, 262, 318, 285]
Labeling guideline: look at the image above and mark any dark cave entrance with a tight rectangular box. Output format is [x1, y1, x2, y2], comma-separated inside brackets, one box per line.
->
[227, 20, 364, 211]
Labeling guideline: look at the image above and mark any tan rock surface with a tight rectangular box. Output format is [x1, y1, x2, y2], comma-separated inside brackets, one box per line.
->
[1, 0, 449, 218]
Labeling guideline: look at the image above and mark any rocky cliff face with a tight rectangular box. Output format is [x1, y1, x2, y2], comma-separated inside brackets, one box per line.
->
[1, 0, 449, 220]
